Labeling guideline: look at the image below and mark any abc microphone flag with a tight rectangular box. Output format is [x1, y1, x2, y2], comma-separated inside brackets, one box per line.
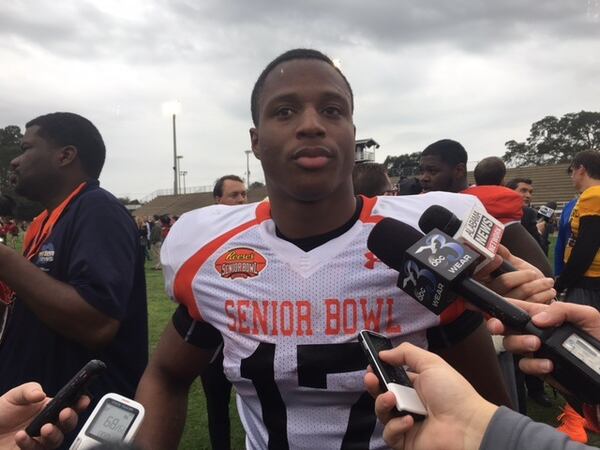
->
[419, 205, 504, 267]
[367, 217, 600, 404]
[367, 218, 480, 315]
[419, 205, 516, 276]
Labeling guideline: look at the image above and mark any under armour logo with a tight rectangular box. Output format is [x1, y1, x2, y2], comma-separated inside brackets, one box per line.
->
[364, 252, 380, 269]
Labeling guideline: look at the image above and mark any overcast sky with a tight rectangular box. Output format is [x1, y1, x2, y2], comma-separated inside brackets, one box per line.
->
[1, 0, 599, 199]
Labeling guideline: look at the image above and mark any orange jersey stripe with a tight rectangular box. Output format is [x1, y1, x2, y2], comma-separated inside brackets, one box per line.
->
[173, 218, 260, 321]
[359, 195, 385, 224]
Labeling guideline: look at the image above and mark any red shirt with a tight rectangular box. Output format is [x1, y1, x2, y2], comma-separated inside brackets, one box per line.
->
[462, 185, 523, 224]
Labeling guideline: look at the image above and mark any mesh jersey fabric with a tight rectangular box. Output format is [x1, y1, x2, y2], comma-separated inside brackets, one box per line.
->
[161, 192, 482, 450]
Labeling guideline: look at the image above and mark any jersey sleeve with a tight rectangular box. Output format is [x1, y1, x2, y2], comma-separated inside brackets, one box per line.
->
[67, 195, 139, 320]
[160, 212, 207, 321]
[427, 309, 484, 350]
[160, 203, 261, 321]
[372, 191, 485, 224]
[160, 230, 177, 301]
[172, 304, 223, 349]
[371, 193, 487, 347]
[577, 188, 600, 219]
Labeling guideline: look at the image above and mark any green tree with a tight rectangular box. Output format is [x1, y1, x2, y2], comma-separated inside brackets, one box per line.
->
[503, 111, 600, 167]
[0, 125, 42, 220]
[250, 181, 265, 189]
[118, 197, 141, 205]
[0, 125, 23, 191]
[383, 151, 422, 178]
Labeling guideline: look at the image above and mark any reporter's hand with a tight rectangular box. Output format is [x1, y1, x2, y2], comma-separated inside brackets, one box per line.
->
[474, 245, 556, 304]
[364, 343, 498, 450]
[487, 299, 600, 376]
[0, 382, 90, 450]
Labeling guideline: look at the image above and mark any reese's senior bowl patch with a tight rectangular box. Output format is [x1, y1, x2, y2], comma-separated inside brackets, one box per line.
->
[215, 247, 267, 279]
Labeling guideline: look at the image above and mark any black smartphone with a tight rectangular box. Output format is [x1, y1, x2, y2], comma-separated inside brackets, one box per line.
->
[358, 330, 427, 420]
[25, 359, 106, 437]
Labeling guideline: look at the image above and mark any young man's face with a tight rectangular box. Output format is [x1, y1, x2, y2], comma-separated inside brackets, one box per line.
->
[569, 165, 585, 193]
[11, 126, 61, 201]
[216, 179, 248, 205]
[514, 182, 533, 206]
[418, 155, 456, 193]
[250, 59, 355, 203]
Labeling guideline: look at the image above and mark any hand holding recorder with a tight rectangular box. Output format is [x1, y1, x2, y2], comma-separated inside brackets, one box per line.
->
[364, 342, 498, 450]
[367, 214, 600, 404]
[358, 330, 426, 421]
[0, 382, 89, 450]
[418, 205, 555, 304]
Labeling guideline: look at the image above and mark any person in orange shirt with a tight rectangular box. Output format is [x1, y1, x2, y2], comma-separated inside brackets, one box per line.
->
[550, 150, 600, 444]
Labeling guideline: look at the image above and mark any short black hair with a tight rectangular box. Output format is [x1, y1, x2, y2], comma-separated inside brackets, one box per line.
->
[570, 150, 600, 179]
[250, 48, 354, 126]
[26, 112, 106, 179]
[474, 156, 506, 186]
[213, 175, 244, 198]
[421, 139, 468, 167]
[505, 177, 533, 190]
[352, 163, 391, 197]
[398, 177, 422, 195]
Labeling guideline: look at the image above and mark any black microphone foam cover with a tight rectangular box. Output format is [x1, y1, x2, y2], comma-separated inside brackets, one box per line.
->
[418, 205, 461, 236]
[367, 218, 424, 271]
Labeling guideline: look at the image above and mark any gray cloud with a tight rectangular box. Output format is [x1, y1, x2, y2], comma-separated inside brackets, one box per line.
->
[1, 0, 599, 198]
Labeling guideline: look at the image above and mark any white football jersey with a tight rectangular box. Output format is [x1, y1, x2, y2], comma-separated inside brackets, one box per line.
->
[161, 192, 482, 450]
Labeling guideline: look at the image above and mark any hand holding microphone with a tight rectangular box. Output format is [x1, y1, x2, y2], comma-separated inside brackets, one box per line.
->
[418, 205, 555, 305]
[367, 215, 600, 403]
[487, 299, 600, 377]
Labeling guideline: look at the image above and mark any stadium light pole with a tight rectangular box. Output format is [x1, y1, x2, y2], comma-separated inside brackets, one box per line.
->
[162, 100, 182, 195]
[176, 155, 184, 193]
[180, 170, 188, 194]
[244, 149, 252, 188]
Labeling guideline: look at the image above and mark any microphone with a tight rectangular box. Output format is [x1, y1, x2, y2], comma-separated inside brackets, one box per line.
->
[418, 205, 515, 276]
[367, 217, 600, 403]
[367, 218, 528, 324]
[537, 204, 556, 222]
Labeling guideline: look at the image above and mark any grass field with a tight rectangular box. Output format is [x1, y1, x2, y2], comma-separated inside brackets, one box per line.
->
[145, 265, 246, 449]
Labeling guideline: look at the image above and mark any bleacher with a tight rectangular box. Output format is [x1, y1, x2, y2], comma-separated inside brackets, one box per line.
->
[133, 186, 268, 218]
[467, 163, 577, 209]
[135, 163, 576, 218]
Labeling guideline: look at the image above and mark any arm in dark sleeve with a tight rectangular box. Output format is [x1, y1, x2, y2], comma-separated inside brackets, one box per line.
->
[522, 208, 544, 247]
[172, 304, 223, 350]
[68, 199, 139, 320]
[0, 195, 133, 349]
[555, 217, 569, 275]
[502, 223, 553, 277]
[556, 216, 600, 291]
[427, 310, 483, 351]
[480, 406, 594, 450]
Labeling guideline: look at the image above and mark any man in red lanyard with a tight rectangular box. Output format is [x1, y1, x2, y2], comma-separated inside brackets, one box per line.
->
[0, 112, 148, 449]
